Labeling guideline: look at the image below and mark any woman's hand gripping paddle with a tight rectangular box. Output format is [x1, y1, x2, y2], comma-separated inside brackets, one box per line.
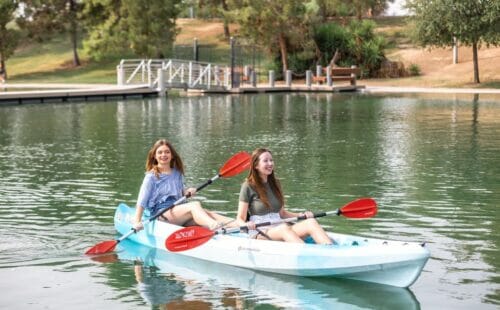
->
[165, 197, 377, 252]
[85, 151, 251, 255]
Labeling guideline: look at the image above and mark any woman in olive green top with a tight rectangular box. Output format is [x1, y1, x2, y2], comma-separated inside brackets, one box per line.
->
[236, 148, 332, 244]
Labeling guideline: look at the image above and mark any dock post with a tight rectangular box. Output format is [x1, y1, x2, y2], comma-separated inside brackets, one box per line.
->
[326, 65, 332, 86]
[251, 70, 257, 87]
[269, 70, 275, 87]
[316, 65, 322, 85]
[351, 65, 357, 86]
[157, 69, 166, 96]
[117, 64, 125, 85]
[286, 70, 292, 86]
[306, 70, 312, 87]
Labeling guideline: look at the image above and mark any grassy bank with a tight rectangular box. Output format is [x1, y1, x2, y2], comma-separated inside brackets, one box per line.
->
[5, 17, 500, 88]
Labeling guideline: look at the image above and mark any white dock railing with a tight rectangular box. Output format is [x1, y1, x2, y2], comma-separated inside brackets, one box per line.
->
[117, 59, 230, 92]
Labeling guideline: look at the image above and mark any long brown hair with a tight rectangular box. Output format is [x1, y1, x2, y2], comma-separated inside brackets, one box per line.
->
[145, 139, 185, 178]
[246, 148, 284, 209]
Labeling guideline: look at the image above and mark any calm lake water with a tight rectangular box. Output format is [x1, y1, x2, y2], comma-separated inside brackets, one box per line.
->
[0, 92, 499, 309]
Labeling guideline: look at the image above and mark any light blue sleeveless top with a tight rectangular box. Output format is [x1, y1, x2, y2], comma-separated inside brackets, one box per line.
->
[137, 168, 184, 215]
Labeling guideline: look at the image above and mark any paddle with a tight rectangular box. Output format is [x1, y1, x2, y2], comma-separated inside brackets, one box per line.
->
[85, 151, 251, 255]
[165, 197, 377, 252]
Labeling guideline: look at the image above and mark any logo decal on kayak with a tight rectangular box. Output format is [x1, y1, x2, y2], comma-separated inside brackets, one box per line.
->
[238, 246, 260, 252]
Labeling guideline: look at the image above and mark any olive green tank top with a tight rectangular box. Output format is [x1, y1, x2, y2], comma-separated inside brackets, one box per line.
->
[239, 181, 282, 216]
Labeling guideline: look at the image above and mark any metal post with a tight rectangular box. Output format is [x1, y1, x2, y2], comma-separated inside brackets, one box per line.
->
[286, 70, 292, 86]
[269, 70, 275, 87]
[230, 37, 235, 89]
[306, 70, 312, 87]
[117, 64, 125, 85]
[453, 37, 458, 64]
[351, 65, 357, 86]
[316, 65, 322, 85]
[251, 70, 257, 87]
[326, 65, 332, 86]
[194, 38, 199, 62]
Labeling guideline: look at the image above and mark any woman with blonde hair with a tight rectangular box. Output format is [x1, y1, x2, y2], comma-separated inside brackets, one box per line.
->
[133, 139, 232, 231]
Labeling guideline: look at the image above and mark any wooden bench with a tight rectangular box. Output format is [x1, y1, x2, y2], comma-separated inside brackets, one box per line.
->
[312, 66, 361, 86]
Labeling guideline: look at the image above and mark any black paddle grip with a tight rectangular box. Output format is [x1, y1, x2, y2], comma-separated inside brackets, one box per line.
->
[313, 212, 327, 218]
[196, 179, 213, 192]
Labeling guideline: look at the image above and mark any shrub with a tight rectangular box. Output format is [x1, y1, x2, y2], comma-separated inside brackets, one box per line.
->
[408, 63, 421, 76]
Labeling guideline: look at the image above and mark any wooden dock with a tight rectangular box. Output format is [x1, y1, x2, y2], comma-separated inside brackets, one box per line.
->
[0, 83, 363, 105]
[0, 85, 157, 105]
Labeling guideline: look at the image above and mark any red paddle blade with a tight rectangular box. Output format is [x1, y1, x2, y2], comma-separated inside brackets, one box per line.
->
[340, 198, 378, 219]
[219, 151, 251, 178]
[85, 240, 118, 255]
[166, 226, 215, 252]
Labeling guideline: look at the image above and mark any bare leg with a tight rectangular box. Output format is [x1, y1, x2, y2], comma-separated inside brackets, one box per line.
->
[183, 210, 236, 228]
[291, 219, 332, 245]
[262, 223, 304, 243]
[165, 201, 218, 228]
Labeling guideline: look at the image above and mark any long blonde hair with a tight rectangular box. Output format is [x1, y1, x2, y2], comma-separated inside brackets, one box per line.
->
[145, 139, 184, 178]
[246, 148, 284, 209]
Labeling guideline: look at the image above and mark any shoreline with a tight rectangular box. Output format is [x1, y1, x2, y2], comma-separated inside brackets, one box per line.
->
[2, 83, 500, 96]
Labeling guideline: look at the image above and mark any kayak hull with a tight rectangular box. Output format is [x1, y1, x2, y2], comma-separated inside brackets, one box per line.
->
[114, 203, 430, 287]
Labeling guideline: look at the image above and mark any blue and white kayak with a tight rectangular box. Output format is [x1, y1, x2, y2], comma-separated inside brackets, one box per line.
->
[116, 239, 420, 309]
[114, 203, 430, 288]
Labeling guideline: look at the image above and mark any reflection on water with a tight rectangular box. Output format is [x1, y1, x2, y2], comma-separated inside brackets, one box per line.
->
[105, 239, 419, 309]
[0, 93, 499, 309]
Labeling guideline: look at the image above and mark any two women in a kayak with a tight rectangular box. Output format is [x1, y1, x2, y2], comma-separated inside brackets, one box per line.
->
[134, 140, 331, 244]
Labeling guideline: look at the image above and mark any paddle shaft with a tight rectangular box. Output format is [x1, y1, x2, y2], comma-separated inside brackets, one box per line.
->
[218, 209, 340, 235]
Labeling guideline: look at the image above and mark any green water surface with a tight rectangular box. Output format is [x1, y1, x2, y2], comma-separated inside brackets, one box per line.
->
[0, 93, 498, 309]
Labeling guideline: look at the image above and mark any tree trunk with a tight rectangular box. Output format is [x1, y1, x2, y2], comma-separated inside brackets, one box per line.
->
[223, 21, 230, 39]
[472, 41, 479, 83]
[0, 59, 6, 80]
[278, 33, 288, 77]
[69, 0, 81, 67]
[221, 0, 230, 39]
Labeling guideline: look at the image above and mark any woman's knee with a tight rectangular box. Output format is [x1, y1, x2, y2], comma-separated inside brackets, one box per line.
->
[186, 200, 203, 210]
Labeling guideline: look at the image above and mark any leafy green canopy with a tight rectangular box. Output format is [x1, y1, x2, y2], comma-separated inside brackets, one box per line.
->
[0, 0, 21, 74]
[83, 0, 181, 60]
[407, 0, 500, 47]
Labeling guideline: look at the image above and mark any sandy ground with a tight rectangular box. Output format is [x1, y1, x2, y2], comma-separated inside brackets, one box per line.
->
[365, 46, 500, 88]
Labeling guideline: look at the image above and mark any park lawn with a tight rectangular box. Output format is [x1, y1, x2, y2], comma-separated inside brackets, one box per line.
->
[5, 17, 500, 88]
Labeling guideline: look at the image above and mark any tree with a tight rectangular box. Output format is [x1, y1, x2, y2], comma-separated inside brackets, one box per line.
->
[0, 0, 21, 78]
[83, 0, 181, 59]
[227, 0, 309, 75]
[21, 0, 83, 66]
[407, 0, 500, 83]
